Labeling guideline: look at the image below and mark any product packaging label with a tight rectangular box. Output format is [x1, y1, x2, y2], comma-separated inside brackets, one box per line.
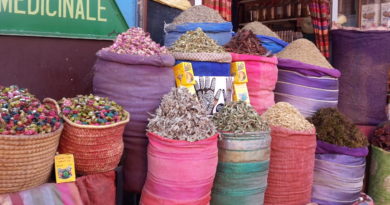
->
[54, 154, 76, 183]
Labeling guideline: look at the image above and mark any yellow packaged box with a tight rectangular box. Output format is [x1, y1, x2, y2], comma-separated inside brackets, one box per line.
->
[54, 154, 76, 183]
[233, 84, 250, 104]
[231, 62, 248, 84]
[173, 62, 196, 86]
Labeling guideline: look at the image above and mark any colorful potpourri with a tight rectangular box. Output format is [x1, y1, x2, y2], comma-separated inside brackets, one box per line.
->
[59, 95, 127, 126]
[105, 27, 168, 56]
[0, 85, 61, 135]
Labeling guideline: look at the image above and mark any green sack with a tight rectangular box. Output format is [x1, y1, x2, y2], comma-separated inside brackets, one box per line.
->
[368, 145, 390, 205]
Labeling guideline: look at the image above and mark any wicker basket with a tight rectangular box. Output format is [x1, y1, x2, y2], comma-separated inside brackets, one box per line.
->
[0, 123, 63, 194]
[45, 98, 130, 175]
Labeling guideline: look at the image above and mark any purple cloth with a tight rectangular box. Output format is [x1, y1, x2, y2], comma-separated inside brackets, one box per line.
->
[312, 198, 356, 205]
[315, 159, 366, 179]
[278, 69, 339, 90]
[276, 82, 338, 101]
[277, 58, 341, 78]
[316, 154, 365, 166]
[93, 50, 175, 193]
[316, 140, 368, 157]
[332, 29, 390, 125]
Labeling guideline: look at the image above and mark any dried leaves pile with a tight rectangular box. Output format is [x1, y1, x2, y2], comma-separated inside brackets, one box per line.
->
[224, 29, 268, 56]
[243, 21, 280, 39]
[262, 102, 314, 131]
[309, 108, 368, 148]
[169, 28, 226, 53]
[147, 87, 216, 142]
[277, 39, 333, 68]
[172, 5, 226, 24]
[213, 101, 269, 133]
[371, 121, 390, 151]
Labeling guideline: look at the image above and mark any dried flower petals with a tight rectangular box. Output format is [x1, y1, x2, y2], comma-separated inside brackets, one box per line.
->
[105, 27, 168, 56]
[59, 95, 127, 126]
[224, 29, 268, 56]
[147, 87, 217, 142]
[262, 102, 314, 131]
[309, 108, 368, 148]
[371, 121, 390, 151]
[213, 101, 269, 133]
[169, 28, 226, 53]
[0, 85, 62, 135]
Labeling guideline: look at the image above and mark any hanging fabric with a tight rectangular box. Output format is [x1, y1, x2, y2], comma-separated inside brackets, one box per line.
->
[309, 0, 330, 58]
[203, 0, 232, 21]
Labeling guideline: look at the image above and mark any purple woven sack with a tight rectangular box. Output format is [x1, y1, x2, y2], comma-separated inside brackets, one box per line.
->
[93, 50, 175, 193]
[332, 29, 390, 125]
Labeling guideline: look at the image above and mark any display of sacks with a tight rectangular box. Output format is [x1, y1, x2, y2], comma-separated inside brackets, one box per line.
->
[275, 58, 341, 117]
[368, 145, 390, 204]
[312, 141, 368, 205]
[0, 124, 63, 194]
[93, 50, 175, 192]
[140, 132, 218, 205]
[332, 29, 390, 125]
[164, 22, 233, 47]
[264, 126, 316, 205]
[211, 132, 271, 205]
[230, 53, 278, 114]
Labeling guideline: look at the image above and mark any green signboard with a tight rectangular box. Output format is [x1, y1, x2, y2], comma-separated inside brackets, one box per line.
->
[0, 0, 136, 39]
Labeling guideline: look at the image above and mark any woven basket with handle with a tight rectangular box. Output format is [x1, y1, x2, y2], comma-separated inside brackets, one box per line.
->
[0, 98, 63, 194]
[45, 98, 130, 175]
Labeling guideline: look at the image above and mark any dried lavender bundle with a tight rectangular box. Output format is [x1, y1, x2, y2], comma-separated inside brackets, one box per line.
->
[262, 102, 314, 131]
[169, 28, 226, 53]
[147, 87, 217, 142]
[213, 101, 269, 133]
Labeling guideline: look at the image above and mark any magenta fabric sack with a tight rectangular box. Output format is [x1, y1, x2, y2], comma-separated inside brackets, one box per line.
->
[93, 50, 175, 193]
[332, 29, 390, 125]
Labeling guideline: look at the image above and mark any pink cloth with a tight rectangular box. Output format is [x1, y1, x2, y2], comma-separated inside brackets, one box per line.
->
[231, 53, 278, 114]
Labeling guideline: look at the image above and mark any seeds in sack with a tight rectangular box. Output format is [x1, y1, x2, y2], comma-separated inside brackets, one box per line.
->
[243, 21, 280, 39]
[172, 5, 226, 24]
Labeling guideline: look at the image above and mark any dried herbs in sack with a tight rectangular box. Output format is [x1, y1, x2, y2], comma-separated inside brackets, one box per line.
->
[226, 30, 278, 114]
[368, 121, 390, 204]
[52, 95, 130, 175]
[309, 108, 369, 205]
[262, 102, 316, 205]
[0, 85, 63, 194]
[211, 102, 270, 205]
[164, 5, 232, 47]
[140, 88, 218, 205]
[93, 27, 175, 192]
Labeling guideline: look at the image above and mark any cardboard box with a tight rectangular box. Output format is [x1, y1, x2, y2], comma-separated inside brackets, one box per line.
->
[231, 62, 248, 84]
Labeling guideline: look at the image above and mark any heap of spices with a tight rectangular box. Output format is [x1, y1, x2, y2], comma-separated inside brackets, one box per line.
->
[243, 21, 280, 39]
[213, 101, 269, 133]
[147, 87, 216, 142]
[59, 95, 127, 125]
[262, 102, 314, 131]
[276, 39, 333, 68]
[105, 27, 168, 56]
[172, 5, 226, 25]
[0, 85, 61, 135]
[169, 28, 226, 53]
[371, 121, 390, 151]
[224, 29, 268, 56]
[309, 108, 368, 148]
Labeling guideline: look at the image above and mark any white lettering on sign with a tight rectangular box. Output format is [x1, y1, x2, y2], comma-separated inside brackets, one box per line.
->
[0, 0, 107, 22]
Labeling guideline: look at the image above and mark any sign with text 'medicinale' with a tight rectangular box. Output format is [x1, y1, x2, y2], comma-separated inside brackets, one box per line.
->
[0, 0, 137, 39]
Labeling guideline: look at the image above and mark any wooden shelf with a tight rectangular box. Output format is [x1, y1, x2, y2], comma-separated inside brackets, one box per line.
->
[239, 17, 305, 26]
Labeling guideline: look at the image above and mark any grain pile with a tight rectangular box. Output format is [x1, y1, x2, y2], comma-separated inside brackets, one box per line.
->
[224, 29, 267, 56]
[213, 101, 269, 133]
[243, 21, 280, 39]
[172, 5, 226, 24]
[262, 102, 314, 131]
[276, 39, 333, 68]
[169, 28, 226, 53]
[309, 108, 368, 148]
[372, 121, 390, 151]
[147, 87, 216, 142]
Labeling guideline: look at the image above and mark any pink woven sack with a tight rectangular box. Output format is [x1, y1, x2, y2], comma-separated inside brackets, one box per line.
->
[231, 53, 278, 114]
[265, 126, 316, 205]
[140, 132, 218, 205]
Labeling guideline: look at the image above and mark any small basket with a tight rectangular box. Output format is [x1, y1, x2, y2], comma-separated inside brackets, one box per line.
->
[0, 98, 63, 194]
[45, 98, 130, 175]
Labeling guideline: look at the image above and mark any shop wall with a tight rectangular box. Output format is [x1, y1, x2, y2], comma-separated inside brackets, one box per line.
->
[0, 36, 111, 100]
